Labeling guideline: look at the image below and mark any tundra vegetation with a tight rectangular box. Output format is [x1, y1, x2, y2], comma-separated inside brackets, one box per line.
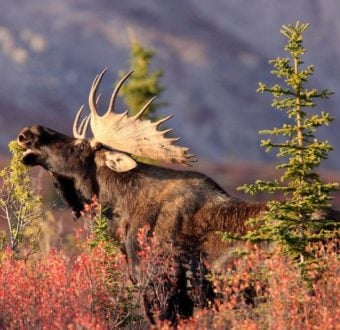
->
[0, 22, 339, 329]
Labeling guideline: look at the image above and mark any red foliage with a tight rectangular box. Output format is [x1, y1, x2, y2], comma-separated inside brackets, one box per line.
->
[82, 195, 99, 216]
[0, 243, 134, 329]
[172, 242, 339, 330]
[0, 229, 338, 329]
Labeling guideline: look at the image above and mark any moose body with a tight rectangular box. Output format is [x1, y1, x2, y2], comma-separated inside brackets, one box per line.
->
[17, 124, 265, 321]
[17, 69, 339, 323]
[18, 124, 265, 264]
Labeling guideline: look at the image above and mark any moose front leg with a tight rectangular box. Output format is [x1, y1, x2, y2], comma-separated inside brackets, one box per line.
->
[123, 226, 195, 325]
[123, 229, 140, 285]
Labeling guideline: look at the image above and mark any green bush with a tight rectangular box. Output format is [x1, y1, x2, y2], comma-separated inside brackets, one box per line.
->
[0, 141, 44, 252]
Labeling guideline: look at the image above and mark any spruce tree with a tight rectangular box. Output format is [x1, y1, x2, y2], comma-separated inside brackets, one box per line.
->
[118, 33, 166, 119]
[239, 21, 339, 261]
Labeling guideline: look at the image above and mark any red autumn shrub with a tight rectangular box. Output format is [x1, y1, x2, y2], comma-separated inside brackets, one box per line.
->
[0, 242, 138, 329]
[171, 241, 339, 330]
[0, 224, 338, 329]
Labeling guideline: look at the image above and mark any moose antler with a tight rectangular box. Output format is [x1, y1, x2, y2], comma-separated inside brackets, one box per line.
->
[73, 105, 90, 139]
[73, 68, 196, 165]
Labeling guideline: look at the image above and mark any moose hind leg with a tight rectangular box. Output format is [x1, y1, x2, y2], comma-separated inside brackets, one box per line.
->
[186, 253, 216, 309]
[142, 262, 194, 325]
[158, 264, 194, 324]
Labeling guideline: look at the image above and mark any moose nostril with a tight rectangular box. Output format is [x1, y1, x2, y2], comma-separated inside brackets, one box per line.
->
[18, 132, 32, 146]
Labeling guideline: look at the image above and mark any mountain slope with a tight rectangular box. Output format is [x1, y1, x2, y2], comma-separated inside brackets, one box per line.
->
[0, 0, 339, 169]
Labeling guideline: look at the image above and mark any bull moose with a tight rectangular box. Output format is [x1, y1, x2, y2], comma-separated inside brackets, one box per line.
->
[17, 69, 339, 323]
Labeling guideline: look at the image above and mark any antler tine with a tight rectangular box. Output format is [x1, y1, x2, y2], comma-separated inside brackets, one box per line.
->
[78, 115, 90, 136]
[89, 68, 108, 117]
[73, 105, 85, 138]
[96, 93, 101, 106]
[155, 115, 174, 128]
[161, 128, 173, 136]
[73, 105, 91, 139]
[105, 70, 134, 117]
[133, 96, 157, 120]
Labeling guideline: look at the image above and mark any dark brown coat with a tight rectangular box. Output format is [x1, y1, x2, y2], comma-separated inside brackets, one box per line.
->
[16, 125, 338, 323]
[17, 126, 265, 256]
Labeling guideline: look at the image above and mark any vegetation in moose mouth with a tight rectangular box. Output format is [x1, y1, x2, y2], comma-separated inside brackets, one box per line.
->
[0, 20, 339, 328]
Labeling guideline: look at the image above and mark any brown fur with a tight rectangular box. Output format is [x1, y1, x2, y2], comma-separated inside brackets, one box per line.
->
[16, 125, 339, 324]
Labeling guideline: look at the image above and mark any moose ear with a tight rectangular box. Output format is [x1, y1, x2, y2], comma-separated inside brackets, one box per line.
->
[104, 151, 137, 172]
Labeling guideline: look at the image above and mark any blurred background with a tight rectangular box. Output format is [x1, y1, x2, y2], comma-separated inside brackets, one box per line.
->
[0, 0, 339, 204]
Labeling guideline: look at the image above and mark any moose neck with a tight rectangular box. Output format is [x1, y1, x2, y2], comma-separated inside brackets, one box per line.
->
[94, 161, 150, 211]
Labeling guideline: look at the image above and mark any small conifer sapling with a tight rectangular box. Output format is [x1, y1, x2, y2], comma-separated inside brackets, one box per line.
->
[238, 22, 339, 262]
[118, 31, 167, 120]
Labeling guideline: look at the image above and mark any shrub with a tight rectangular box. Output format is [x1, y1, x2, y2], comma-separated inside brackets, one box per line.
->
[0, 141, 43, 252]
[0, 227, 338, 328]
[172, 241, 339, 329]
[0, 241, 139, 329]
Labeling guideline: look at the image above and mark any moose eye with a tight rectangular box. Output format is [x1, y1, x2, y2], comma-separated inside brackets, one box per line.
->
[71, 145, 80, 153]
[71, 141, 86, 153]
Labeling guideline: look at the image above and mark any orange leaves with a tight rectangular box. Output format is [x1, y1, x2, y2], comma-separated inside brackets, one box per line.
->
[0, 243, 132, 329]
[0, 232, 338, 328]
[173, 242, 339, 329]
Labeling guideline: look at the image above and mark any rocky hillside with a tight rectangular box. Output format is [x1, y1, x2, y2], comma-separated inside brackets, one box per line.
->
[0, 0, 340, 169]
